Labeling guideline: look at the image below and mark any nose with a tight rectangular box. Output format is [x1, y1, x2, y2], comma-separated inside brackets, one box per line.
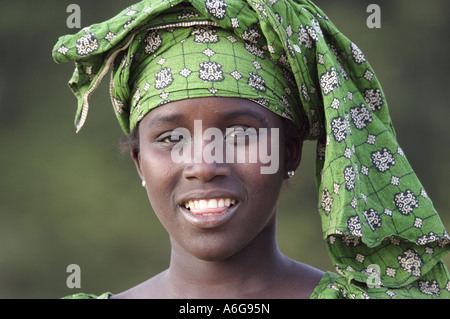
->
[182, 161, 231, 182]
[181, 121, 231, 182]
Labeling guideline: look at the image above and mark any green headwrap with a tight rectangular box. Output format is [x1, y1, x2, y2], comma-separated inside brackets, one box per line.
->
[119, 23, 300, 134]
[53, 0, 450, 298]
[54, 2, 301, 134]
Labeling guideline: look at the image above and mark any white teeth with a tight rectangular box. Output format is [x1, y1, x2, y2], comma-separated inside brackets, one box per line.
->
[199, 200, 207, 210]
[183, 198, 237, 210]
[208, 199, 217, 208]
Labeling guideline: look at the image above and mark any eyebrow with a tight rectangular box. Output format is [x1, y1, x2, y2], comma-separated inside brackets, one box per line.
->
[146, 114, 184, 127]
[146, 108, 271, 128]
[222, 109, 270, 127]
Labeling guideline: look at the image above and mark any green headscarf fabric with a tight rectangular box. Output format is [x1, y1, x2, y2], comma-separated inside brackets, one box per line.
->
[53, 0, 450, 298]
[54, 2, 302, 134]
[117, 23, 300, 134]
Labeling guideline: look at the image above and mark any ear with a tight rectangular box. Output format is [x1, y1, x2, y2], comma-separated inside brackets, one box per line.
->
[131, 148, 145, 182]
[283, 135, 303, 179]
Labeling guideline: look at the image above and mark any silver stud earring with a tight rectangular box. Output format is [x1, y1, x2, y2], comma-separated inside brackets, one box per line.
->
[141, 180, 146, 187]
[287, 171, 295, 178]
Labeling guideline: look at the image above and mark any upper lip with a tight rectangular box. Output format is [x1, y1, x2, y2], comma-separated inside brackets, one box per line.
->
[177, 190, 241, 207]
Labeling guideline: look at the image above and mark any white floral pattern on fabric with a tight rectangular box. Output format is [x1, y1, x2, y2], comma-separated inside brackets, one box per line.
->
[199, 61, 223, 81]
[113, 97, 125, 115]
[330, 117, 347, 142]
[347, 216, 362, 237]
[230, 70, 242, 81]
[192, 25, 219, 43]
[76, 33, 99, 56]
[247, 72, 266, 91]
[104, 32, 116, 42]
[417, 232, 439, 245]
[364, 88, 384, 111]
[363, 209, 382, 231]
[241, 28, 261, 43]
[418, 280, 441, 297]
[57, 45, 70, 55]
[205, 0, 227, 20]
[398, 249, 423, 277]
[179, 68, 192, 78]
[394, 190, 419, 215]
[178, 9, 199, 19]
[350, 42, 366, 64]
[320, 67, 339, 95]
[320, 189, 333, 215]
[350, 104, 372, 129]
[244, 42, 265, 59]
[155, 67, 173, 89]
[144, 30, 162, 54]
[343, 166, 355, 190]
[298, 25, 313, 49]
[371, 148, 396, 172]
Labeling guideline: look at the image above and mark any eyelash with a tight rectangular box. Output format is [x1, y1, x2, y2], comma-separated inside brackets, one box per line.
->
[158, 133, 184, 144]
[225, 125, 258, 144]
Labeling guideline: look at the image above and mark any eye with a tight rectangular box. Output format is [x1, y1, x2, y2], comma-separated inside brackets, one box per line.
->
[157, 128, 191, 146]
[158, 132, 183, 145]
[225, 125, 258, 145]
[160, 134, 182, 144]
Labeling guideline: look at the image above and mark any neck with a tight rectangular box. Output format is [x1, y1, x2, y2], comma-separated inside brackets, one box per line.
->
[162, 222, 288, 298]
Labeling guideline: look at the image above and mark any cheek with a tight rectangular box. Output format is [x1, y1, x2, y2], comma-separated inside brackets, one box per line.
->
[239, 133, 286, 194]
[233, 160, 284, 220]
[250, 170, 283, 213]
[139, 147, 180, 221]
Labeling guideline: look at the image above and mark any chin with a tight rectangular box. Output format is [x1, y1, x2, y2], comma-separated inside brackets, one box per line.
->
[185, 235, 246, 262]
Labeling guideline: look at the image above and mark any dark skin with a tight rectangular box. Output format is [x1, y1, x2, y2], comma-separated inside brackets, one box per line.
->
[112, 97, 324, 299]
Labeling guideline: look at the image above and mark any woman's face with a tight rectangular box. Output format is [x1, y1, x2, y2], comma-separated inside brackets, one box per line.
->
[133, 97, 301, 261]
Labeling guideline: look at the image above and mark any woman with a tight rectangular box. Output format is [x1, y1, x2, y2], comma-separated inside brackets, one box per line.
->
[53, 0, 450, 298]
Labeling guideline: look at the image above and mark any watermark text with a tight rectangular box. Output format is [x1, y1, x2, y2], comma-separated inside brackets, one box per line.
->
[170, 120, 279, 175]
[366, 264, 381, 288]
[66, 264, 81, 288]
[66, 4, 81, 29]
[366, 4, 381, 29]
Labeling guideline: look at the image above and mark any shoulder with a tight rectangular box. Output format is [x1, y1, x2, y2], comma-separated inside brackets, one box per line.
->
[62, 292, 113, 299]
[111, 271, 167, 299]
[277, 259, 325, 298]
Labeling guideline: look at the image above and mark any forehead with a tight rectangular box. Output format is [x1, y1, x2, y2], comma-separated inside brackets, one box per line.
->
[140, 97, 283, 128]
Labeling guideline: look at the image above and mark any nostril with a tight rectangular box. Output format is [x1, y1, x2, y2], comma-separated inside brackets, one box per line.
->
[182, 162, 231, 182]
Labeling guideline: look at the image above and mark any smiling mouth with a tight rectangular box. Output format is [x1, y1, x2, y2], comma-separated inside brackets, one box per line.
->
[183, 198, 238, 215]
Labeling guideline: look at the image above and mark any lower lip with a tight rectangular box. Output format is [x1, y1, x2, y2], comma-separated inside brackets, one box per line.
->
[180, 204, 238, 229]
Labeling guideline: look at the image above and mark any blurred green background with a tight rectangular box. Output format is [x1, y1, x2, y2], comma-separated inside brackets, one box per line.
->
[0, 0, 448, 298]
